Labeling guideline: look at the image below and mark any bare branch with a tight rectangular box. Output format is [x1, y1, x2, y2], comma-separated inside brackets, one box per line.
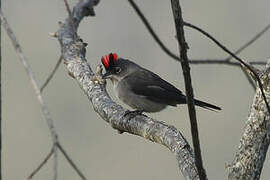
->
[228, 62, 270, 179]
[57, 143, 86, 180]
[128, 0, 180, 62]
[40, 56, 63, 92]
[184, 22, 270, 115]
[171, 1, 206, 179]
[127, 0, 266, 92]
[53, 145, 58, 180]
[189, 59, 266, 66]
[0, 11, 59, 180]
[190, 59, 258, 90]
[63, 0, 78, 40]
[240, 68, 256, 90]
[127, 0, 268, 67]
[56, 0, 199, 179]
[0, 10, 86, 180]
[27, 147, 54, 180]
[0, 9, 58, 146]
[224, 23, 270, 61]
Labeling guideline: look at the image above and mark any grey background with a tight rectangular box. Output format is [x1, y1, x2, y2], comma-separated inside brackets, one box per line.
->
[3, 0, 270, 179]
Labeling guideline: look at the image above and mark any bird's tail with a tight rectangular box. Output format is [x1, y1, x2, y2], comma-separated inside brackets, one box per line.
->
[194, 98, 221, 111]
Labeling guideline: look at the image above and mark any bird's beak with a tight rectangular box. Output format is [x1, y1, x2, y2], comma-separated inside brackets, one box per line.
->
[102, 71, 113, 79]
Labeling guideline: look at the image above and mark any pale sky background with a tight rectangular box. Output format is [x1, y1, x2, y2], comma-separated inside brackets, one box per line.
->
[2, 0, 270, 180]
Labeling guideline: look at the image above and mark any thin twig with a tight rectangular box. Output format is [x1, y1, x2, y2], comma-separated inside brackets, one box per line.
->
[63, 0, 78, 40]
[57, 143, 86, 180]
[223, 23, 270, 90]
[0, 10, 87, 180]
[241, 67, 256, 90]
[128, 0, 180, 61]
[27, 147, 54, 180]
[127, 0, 268, 68]
[189, 59, 266, 66]
[0, 10, 59, 180]
[184, 22, 270, 114]
[40, 56, 63, 92]
[127, 0, 267, 92]
[0, 9, 58, 148]
[170, 0, 206, 179]
[224, 23, 270, 61]
[53, 145, 58, 180]
[190, 59, 257, 90]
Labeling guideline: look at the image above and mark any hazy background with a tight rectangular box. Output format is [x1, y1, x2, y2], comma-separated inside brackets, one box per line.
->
[3, 0, 270, 179]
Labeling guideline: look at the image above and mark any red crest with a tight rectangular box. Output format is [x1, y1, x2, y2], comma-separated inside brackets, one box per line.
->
[101, 53, 118, 70]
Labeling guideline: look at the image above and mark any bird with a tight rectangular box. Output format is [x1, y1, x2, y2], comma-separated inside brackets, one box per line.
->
[101, 53, 221, 114]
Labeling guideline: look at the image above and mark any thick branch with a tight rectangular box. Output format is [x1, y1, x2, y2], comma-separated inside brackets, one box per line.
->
[228, 62, 270, 179]
[170, 1, 206, 180]
[57, 0, 198, 179]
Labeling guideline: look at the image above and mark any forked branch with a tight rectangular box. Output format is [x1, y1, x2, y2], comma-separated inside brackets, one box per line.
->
[0, 9, 86, 180]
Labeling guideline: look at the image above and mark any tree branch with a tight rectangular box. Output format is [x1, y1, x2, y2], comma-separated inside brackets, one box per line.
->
[127, 0, 180, 62]
[224, 23, 270, 61]
[228, 61, 270, 179]
[56, 0, 199, 179]
[127, 0, 266, 92]
[0, 9, 87, 180]
[27, 147, 54, 180]
[170, 1, 206, 180]
[184, 22, 270, 115]
[0, 10, 59, 180]
[57, 142, 86, 180]
[127, 0, 268, 67]
[240, 68, 256, 90]
[40, 56, 63, 93]
[189, 59, 266, 66]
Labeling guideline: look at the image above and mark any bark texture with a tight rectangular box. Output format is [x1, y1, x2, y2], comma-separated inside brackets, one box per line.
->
[228, 62, 270, 179]
[57, 0, 199, 179]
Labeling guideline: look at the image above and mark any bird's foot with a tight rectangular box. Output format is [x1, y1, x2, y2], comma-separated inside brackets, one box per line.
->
[123, 110, 145, 118]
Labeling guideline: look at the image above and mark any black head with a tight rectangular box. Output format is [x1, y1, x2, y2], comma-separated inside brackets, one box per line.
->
[101, 53, 141, 81]
[101, 53, 122, 79]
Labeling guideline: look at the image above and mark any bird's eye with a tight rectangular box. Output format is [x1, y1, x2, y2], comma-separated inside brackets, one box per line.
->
[115, 67, 121, 74]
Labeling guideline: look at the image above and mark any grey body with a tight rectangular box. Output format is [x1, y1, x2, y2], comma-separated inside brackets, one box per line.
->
[103, 57, 221, 112]
[114, 72, 167, 112]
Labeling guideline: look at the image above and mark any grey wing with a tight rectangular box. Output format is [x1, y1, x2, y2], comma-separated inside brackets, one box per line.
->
[124, 69, 186, 106]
